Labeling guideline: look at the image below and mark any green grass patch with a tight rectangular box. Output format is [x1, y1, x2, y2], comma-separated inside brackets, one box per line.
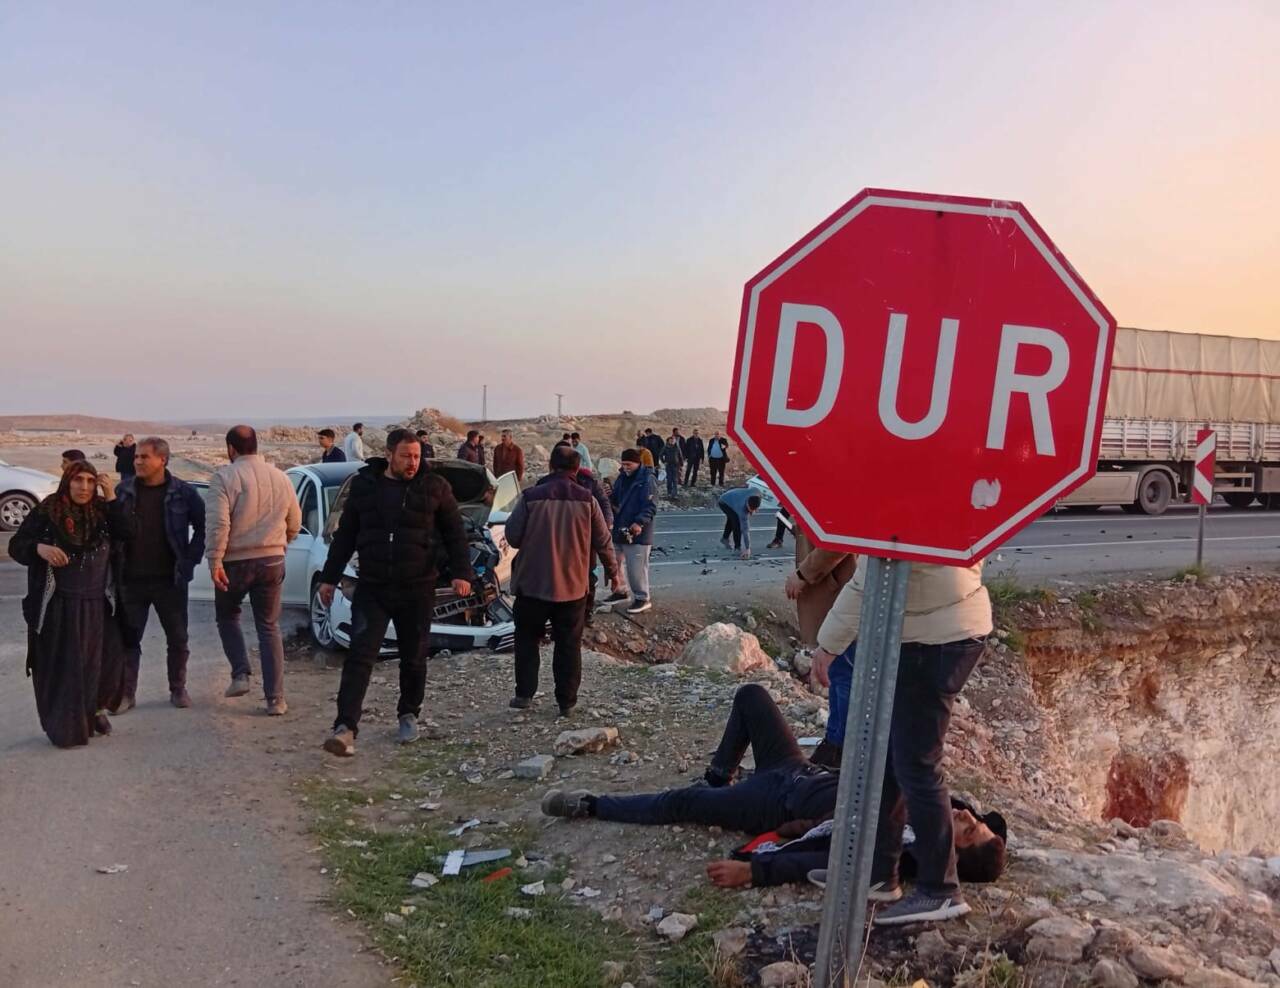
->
[306, 779, 643, 988]
[1172, 563, 1209, 582]
[1075, 591, 1103, 633]
[984, 573, 1051, 610]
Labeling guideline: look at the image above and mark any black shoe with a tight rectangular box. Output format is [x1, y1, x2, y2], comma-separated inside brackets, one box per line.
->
[557, 704, 576, 719]
[703, 766, 736, 788]
[604, 591, 628, 603]
[809, 739, 843, 769]
[509, 696, 533, 710]
[170, 688, 191, 709]
[873, 889, 970, 925]
[93, 712, 112, 736]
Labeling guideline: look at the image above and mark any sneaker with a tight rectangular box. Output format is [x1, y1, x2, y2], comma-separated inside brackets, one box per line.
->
[604, 590, 629, 603]
[225, 675, 250, 698]
[509, 696, 533, 710]
[323, 726, 356, 757]
[805, 872, 902, 902]
[112, 694, 136, 715]
[267, 698, 288, 716]
[626, 599, 652, 615]
[767, 539, 784, 549]
[93, 712, 112, 736]
[809, 739, 843, 770]
[873, 889, 970, 926]
[170, 689, 191, 709]
[540, 789, 594, 820]
[397, 714, 419, 744]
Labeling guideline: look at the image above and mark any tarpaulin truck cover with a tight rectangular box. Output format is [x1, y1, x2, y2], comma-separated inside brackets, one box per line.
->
[1107, 327, 1280, 424]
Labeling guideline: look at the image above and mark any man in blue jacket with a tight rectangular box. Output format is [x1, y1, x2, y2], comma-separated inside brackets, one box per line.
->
[608, 448, 658, 615]
[114, 437, 206, 710]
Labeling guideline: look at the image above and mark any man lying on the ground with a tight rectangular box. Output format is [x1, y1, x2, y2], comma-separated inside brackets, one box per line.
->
[542, 684, 1006, 893]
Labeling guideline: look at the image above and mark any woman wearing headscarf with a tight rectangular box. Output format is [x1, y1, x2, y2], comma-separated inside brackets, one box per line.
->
[10, 460, 135, 748]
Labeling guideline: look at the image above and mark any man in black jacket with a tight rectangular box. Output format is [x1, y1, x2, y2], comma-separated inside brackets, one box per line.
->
[683, 428, 705, 487]
[543, 684, 1005, 905]
[318, 429, 475, 756]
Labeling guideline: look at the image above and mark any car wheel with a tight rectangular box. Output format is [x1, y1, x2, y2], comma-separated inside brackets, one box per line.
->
[0, 493, 36, 532]
[310, 580, 338, 649]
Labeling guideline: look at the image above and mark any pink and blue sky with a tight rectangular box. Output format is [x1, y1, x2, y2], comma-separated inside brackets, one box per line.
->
[2, 2, 1276, 421]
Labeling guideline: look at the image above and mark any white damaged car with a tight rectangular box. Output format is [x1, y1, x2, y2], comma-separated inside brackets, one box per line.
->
[192, 459, 520, 655]
[0, 460, 59, 531]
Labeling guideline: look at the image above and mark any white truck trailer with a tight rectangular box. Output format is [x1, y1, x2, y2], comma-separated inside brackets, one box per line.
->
[1060, 327, 1280, 514]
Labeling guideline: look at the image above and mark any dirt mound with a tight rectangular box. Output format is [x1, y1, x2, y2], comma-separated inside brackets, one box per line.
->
[649, 407, 725, 427]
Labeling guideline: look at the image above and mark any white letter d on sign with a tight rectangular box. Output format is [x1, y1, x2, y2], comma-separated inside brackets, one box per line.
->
[766, 303, 845, 428]
[986, 324, 1069, 456]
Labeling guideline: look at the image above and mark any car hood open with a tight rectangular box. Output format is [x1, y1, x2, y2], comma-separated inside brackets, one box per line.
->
[323, 458, 496, 541]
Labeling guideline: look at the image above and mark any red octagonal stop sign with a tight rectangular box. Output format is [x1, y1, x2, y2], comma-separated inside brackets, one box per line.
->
[729, 188, 1116, 566]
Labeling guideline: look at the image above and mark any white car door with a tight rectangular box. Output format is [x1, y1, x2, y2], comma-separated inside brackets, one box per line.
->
[285, 475, 319, 606]
[188, 481, 215, 601]
[488, 470, 522, 589]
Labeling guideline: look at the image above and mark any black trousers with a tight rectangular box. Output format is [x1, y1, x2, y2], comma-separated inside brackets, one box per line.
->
[595, 685, 829, 833]
[514, 595, 586, 709]
[335, 582, 435, 736]
[871, 638, 985, 896]
[708, 459, 727, 485]
[720, 503, 742, 549]
[683, 458, 702, 486]
[120, 579, 190, 693]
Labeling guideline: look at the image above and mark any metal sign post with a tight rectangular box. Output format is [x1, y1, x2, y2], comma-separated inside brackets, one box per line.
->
[1191, 428, 1216, 568]
[813, 556, 912, 988]
[1196, 503, 1206, 568]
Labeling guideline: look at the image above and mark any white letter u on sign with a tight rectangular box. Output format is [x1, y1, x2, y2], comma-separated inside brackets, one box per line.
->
[878, 313, 959, 440]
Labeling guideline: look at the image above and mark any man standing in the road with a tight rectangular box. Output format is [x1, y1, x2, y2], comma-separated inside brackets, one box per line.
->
[707, 432, 731, 486]
[492, 429, 526, 482]
[206, 425, 301, 716]
[457, 430, 485, 465]
[504, 444, 620, 716]
[343, 423, 366, 462]
[683, 428, 705, 487]
[661, 435, 684, 499]
[317, 429, 474, 756]
[116, 438, 205, 710]
[609, 449, 658, 614]
[318, 429, 346, 463]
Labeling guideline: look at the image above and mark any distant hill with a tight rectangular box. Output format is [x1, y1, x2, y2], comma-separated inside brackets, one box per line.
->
[0, 414, 173, 434]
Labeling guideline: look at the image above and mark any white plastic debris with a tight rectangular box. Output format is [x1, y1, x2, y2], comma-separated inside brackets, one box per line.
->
[520, 880, 546, 897]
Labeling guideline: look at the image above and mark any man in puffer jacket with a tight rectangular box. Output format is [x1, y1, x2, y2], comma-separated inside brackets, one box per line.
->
[318, 429, 475, 757]
[607, 449, 658, 615]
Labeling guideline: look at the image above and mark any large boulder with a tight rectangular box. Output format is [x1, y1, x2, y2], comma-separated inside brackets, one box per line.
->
[678, 623, 772, 676]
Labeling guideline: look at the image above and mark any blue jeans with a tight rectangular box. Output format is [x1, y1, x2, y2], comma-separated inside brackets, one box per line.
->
[823, 637, 986, 896]
[665, 468, 679, 497]
[214, 556, 286, 701]
[824, 644, 856, 746]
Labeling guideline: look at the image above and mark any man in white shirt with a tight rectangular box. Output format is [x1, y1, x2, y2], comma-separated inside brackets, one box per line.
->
[343, 422, 366, 462]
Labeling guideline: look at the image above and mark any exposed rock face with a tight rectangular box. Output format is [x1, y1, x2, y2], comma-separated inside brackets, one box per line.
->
[677, 623, 773, 676]
[1012, 576, 1280, 853]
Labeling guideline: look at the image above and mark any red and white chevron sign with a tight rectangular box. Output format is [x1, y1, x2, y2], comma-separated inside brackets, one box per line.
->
[1192, 428, 1216, 506]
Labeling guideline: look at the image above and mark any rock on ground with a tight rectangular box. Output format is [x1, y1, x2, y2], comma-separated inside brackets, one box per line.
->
[553, 727, 619, 756]
[758, 960, 810, 987]
[513, 754, 555, 779]
[1026, 914, 1096, 963]
[1127, 943, 1186, 981]
[678, 622, 772, 676]
[1091, 958, 1139, 988]
[655, 912, 698, 942]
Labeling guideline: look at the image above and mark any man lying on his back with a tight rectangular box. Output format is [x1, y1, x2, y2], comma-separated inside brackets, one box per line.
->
[541, 684, 1006, 894]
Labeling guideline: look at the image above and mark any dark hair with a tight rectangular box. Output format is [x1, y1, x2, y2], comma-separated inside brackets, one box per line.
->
[644, 428, 653, 434]
[318, 428, 336, 440]
[226, 425, 258, 455]
[747, 494, 762, 510]
[352, 422, 364, 431]
[386, 428, 418, 451]
[550, 445, 581, 472]
[956, 836, 1006, 883]
[61, 449, 87, 461]
[416, 429, 429, 439]
[620, 448, 642, 464]
[467, 430, 480, 441]
[570, 432, 580, 441]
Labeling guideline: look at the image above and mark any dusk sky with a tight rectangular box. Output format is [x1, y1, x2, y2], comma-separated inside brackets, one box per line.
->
[3, 2, 1277, 422]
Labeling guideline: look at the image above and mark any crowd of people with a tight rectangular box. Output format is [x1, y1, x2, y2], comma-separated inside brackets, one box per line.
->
[11, 420, 1000, 927]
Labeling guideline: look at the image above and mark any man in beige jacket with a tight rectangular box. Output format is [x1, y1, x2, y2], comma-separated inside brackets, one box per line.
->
[206, 426, 301, 715]
[809, 559, 992, 927]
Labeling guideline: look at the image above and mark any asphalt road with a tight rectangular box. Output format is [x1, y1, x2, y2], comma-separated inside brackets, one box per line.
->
[0, 585, 387, 987]
[645, 504, 1280, 594]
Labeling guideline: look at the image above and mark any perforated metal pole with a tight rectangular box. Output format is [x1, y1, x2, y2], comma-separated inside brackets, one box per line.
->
[813, 556, 911, 988]
[1196, 503, 1206, 568]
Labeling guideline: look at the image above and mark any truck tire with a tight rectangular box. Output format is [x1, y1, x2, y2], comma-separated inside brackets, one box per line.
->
[1134, 470, 1173, 516]
[1223, 492, 1256, 509]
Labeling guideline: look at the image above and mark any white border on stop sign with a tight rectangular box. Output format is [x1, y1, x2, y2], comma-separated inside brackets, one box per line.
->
[734, 191, 1113, 563]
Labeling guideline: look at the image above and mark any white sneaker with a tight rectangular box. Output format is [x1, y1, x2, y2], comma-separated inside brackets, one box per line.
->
[626, 600, 652, 615]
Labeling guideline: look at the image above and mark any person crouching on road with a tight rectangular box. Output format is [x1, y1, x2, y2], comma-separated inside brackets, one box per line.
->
[808, 559, 993, 926]
[717, 486, 761, 559]
[318, 429, 475, 757]
[114, 438, 205, 711]
[608, 449, 658, 615]
[10, 461, 133, 747]
[504, 444, 621, 717]
[206, 426, 302, 716]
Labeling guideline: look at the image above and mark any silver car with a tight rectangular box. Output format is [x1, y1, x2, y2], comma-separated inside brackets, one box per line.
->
[0, 459, 59, 531]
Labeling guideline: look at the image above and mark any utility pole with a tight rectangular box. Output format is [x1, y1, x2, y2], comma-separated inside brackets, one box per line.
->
[482, 385, 488, 423]
[554, 393, 565, 424]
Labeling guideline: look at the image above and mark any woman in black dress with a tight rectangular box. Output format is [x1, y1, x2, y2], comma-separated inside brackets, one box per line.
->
[10, 460, 134, 748]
